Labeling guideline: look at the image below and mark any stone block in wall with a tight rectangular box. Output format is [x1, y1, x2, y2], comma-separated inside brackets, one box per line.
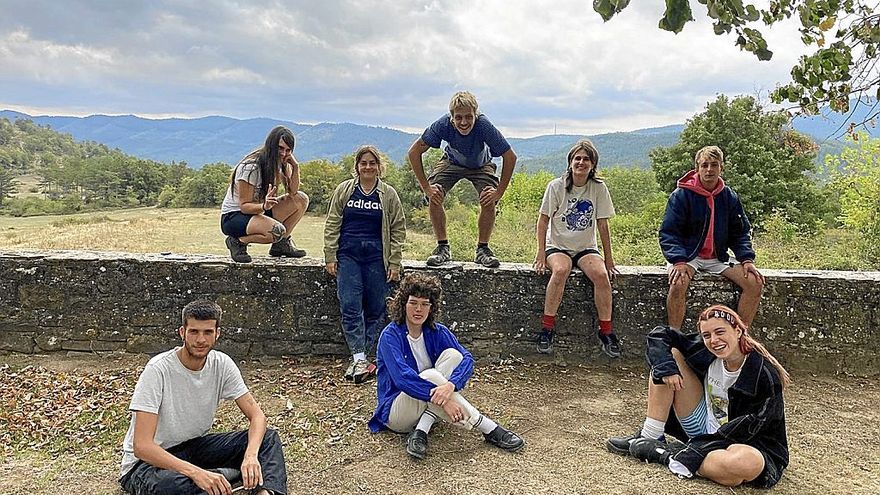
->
[126, 334, 178, 355]
[0, 332, 34, 353]
[60, 340, 126, 352]
[260, 339, 313, 357]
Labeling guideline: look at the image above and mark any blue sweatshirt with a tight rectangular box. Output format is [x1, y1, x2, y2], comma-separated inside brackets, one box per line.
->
[368, 321, 474, 432]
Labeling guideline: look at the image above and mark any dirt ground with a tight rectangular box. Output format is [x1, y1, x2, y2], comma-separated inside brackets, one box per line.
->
[0, 353, 877, 495]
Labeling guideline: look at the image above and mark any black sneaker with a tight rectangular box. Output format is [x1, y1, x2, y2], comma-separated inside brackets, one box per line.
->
[225, 236, 252, 263]
[405, 429, 428, 459]
[483, 425, 525, 452]
[269, 237, 306, 258]
[474, 245, 500, 268]
[536, 329, 554, 354]
[426, 243, 451, 266]
[629, 437, 676, 465]
[607, 431, 644, 456]
[598, 332, 622, 358]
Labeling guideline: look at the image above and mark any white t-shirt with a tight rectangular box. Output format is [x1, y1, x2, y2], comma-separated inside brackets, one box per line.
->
[704, 358, 743, 434]
[119, 348, 249, 478]
[407, 333, 432, 373]
[539, 177, 615, 253]
[220, 160, 265, 214]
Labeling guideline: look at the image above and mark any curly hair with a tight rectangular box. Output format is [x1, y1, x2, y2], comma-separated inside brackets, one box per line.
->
[387, 272, 443, 329]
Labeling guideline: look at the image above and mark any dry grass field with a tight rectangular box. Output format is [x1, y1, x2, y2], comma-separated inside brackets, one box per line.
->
[0, 208, 436, 260]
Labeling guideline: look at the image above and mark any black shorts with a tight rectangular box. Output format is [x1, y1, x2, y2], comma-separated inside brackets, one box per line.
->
[545, 247, 601, 265]
[220, 210, 272, 238]
[750, 450, 782, 489]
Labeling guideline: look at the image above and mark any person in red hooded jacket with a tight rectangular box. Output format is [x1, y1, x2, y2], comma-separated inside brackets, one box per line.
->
[658, 146, 765, 329]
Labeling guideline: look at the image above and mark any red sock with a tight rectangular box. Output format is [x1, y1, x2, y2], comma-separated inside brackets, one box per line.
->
[599, 319, 613, 336]
[542, 314, 556, 331]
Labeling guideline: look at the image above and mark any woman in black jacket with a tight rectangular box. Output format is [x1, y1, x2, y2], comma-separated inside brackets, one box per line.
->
[607, 304, 790, 488]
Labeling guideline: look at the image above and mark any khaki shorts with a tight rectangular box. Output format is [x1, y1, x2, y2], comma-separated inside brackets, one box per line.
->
[427, 155, 500, 195]
[666, 257, 739, 276]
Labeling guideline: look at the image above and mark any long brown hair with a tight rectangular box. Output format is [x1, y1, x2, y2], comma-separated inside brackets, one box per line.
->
[229, 126, 295, 200]
[698, 304, 790, 388]
[387, 272, 443, 330]
[564, 139, 601, 192]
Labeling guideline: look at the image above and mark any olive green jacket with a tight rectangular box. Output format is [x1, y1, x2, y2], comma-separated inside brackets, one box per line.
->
[323, 178, 406, 271]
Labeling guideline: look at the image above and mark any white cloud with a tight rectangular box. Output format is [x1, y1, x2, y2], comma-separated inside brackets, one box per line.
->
[0, 0, 814, 136]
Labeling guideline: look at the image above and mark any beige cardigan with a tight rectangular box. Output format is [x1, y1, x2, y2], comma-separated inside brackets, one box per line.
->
[323, 178, 406, 271]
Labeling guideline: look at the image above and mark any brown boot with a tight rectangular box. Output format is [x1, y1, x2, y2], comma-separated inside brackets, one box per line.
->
[269, 237, 306, 258]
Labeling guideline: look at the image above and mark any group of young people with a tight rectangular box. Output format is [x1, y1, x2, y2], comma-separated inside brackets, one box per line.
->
[117, 91, 790, 494]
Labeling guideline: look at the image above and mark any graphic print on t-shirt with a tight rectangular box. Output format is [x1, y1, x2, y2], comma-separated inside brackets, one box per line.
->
[706, 381, 730, 424]
[560, 197, 595, 231]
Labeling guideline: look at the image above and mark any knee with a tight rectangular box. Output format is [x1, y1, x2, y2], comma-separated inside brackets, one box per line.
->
[153, 470, 189, 495]
[548, 267, 570, 285]
[745, 276, 764, 295]
[731, 449, 765, 480]
[297, 190, 309, 209]
[419, 368, 447, 385]
[263, 428, 281, 446]
[438, 348, 463, 365]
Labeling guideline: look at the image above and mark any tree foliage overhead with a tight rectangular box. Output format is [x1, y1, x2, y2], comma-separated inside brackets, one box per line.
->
[650, 95, 825, 227]
[594, 0, 880, 125]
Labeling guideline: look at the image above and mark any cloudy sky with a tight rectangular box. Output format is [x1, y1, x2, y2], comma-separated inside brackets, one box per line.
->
[0, 0, 808, 137]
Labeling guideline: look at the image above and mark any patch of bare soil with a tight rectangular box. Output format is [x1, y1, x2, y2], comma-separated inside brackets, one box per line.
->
[0, 353, 877, 495]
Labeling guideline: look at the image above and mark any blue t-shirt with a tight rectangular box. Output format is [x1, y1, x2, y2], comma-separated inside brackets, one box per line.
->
[340, 183, 383, 254]
[421, 114, 511, 169]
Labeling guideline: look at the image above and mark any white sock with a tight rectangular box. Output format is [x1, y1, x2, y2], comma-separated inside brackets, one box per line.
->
[641, 417, 666, 440]
[474, 415, 498, 435]
[416, 411, 438, 433]
[353, 352, 366, 362]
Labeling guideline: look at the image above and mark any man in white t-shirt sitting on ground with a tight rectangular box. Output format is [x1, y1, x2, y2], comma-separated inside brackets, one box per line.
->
[118, 300, 287, 495]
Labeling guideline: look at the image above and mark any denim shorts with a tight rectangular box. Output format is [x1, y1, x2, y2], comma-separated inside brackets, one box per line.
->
[220, 209, 273, 238]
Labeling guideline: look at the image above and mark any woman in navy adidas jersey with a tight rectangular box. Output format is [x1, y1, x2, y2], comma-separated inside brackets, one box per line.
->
[323, 145, 406, 384]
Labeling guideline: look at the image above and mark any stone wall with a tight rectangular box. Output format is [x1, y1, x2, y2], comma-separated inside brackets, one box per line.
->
[1, 250, 878, 375]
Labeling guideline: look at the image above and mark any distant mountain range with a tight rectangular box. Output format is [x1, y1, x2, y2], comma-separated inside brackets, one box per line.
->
[1, 107, 872, 173]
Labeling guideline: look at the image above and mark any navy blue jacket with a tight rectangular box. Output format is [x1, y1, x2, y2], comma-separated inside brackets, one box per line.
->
[646, 325, 788, 482]
[659, 185, 755, 264]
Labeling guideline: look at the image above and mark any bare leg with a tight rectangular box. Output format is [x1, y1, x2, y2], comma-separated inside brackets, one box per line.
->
[698, 444, 765, 487]
[240, 214, 285, 245]
[543, 254, 572, 316]
[477, 202, 496, 244]
[428, 198, 447, 241]
[666, 271, 692, 328]
[273, 191, 309, 239]
[721, 264, 764, 327]
[578, 254, 612, 321]
[646, 349, 704, 422]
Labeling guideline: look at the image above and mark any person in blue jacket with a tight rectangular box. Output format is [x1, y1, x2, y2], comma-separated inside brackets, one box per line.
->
[659, 146, 764, 329]
[606, 304, 790, 488]
[368, 272, 525, 459]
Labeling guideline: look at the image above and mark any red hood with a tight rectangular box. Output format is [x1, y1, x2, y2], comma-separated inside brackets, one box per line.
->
[677, 169, 724, 197]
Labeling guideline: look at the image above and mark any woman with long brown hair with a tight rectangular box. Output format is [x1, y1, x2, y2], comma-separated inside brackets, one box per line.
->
[607, 304, 790, 488]
[220, 125, 309, 263]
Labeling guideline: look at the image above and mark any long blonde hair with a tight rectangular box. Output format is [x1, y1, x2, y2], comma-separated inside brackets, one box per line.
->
[698, 304, 791, 388]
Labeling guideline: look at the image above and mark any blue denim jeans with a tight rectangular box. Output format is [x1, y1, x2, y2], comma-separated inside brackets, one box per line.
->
[337, 240, 388, 356]
[119, 429, 287, 495]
